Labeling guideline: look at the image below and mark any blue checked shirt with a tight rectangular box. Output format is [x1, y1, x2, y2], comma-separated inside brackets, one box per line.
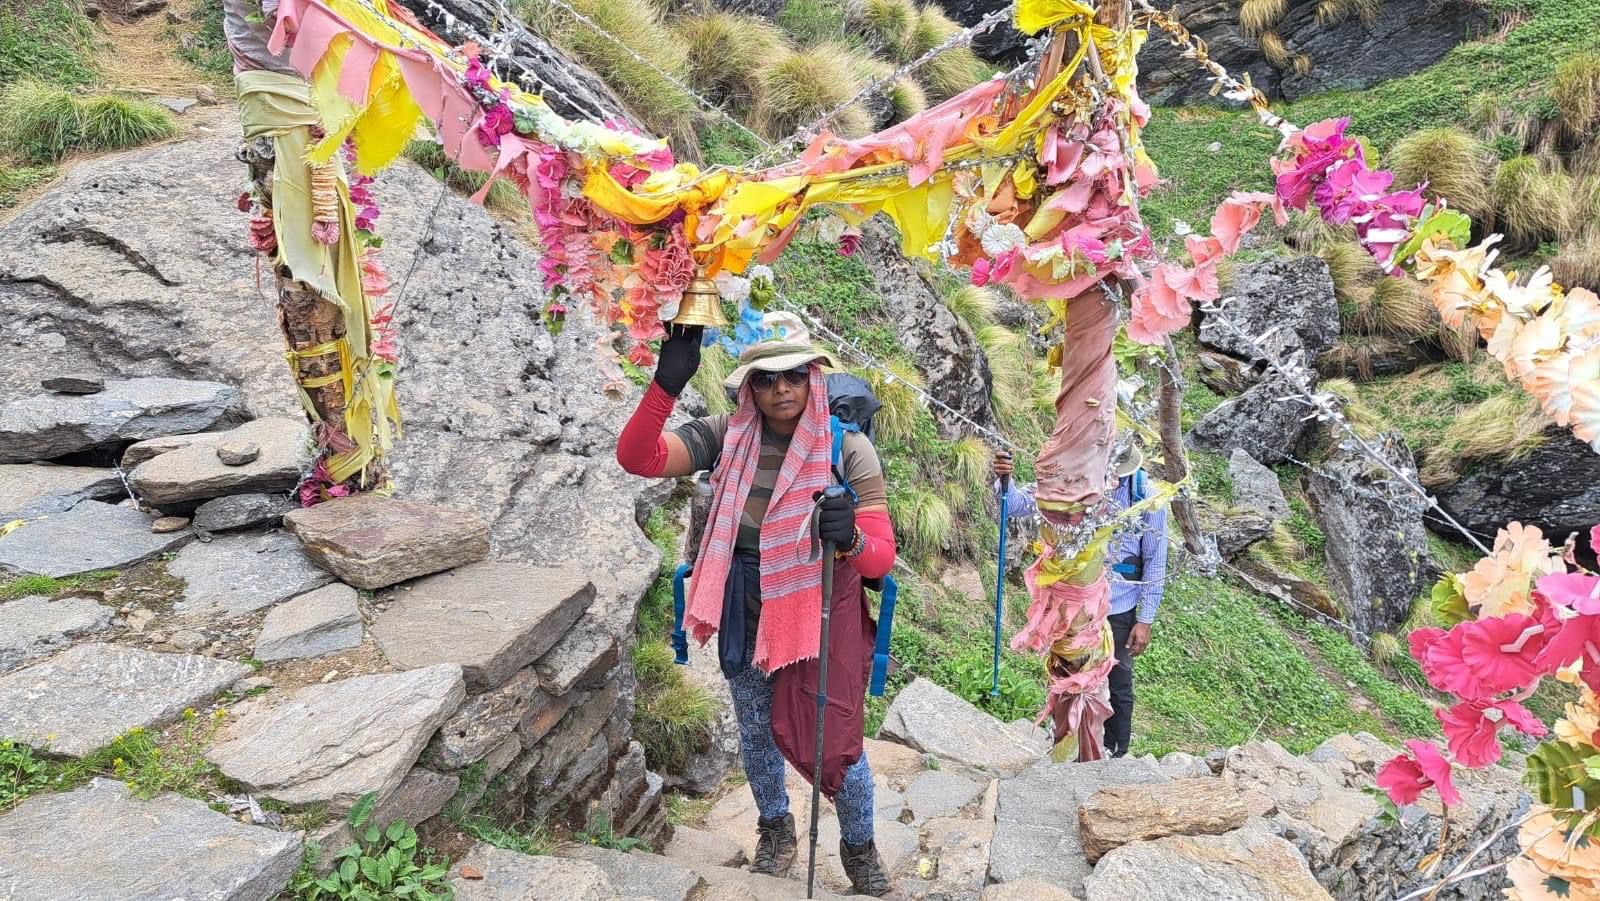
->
[997, 474, 1168, 623]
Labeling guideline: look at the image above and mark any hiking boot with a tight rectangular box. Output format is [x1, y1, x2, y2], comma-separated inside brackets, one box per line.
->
[840, 837, 894, 897]
[751, 813, 797, 875]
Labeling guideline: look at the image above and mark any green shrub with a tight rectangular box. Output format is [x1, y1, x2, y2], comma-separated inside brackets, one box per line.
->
[290, 793, 451, 901]
[1388, 127, 1492, 219]
[754, 42, 873, 140]
[632, 640, 715, 774]
[1492, 155, 1572, 247]
[0, 0, 98, 88]
[77, 93, 177, 152]
[1, 740, 56, 812]
[676, 12, 789, 112]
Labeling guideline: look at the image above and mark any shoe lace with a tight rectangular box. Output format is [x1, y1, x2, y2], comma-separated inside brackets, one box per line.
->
[846, 844, 888, 893]
[754, 822, 781, 868]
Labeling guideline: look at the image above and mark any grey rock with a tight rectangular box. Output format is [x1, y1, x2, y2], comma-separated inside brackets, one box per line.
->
[0, 778, 302, 900]
[216, 439, 259, 465]
[1200, 257, 1340, 362]
[372, 562, 595, 692]
[696, 865, 849, 899]
[169, 628, 208, 652]
[0, 500, 191, 578]
[981, 881, 1080, 901]
[0, 643, 247, 757]
[207, 664, 466, 809]
[281, 494, 490, 590]
[0, 595, 114, 672]
[1197, 350, 1261, 396]
[1306, 433, 1434, 641]
[151, 515, 191, 533]
[41, 373, 105, 394]
[1228, 449, 1289, 520]
[310, 767, 459, 862]
[236, 675, 273, 693]
[908, 807, 997, 901]
[1433, 426, 1600, 547]
[990, 755, 1171, 893]
[424, 667, 551, 771]
[0, 377, 245, 463]
[170, 529, 335, 619]
[254, 582, 363, 662]
[122, 432, 221, 469]
[903, 770, 986, 824]
[156, 96, 199, 114]
[1198, 500, 1276, 560]
[879, 677, 1045, 778]
[0, 462, 123, 519]
[448, 843, 614, 901]
[535, 609, 621, 694]
[129, 417, 308, 505]
[1078, 776, 1257, 863]
[193, 492, 297, 532]
[664, 826, 747, 869]
[1158, 751, 1215, 779]
[1082, 827, 1332, 900]
[555, 847, 702, 901]
[1190, 369, 1317, 464]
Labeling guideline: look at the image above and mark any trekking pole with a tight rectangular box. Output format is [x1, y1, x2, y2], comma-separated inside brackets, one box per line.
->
[991, 464, 1010, 698]
[807, 484, 846, 900]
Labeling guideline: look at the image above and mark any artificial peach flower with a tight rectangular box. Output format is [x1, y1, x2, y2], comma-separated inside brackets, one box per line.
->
[1461, 523, 1563, 618]
[1516, 805, 1600, 891]
[1554, 687, 1600, 747]
[1506, 312, 1565, 385]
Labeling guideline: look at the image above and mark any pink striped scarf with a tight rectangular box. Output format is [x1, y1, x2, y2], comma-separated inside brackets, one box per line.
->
[687, 367, 831, 673]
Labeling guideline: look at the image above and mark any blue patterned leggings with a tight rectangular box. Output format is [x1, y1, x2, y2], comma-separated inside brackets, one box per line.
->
[727, 660, 876, 845]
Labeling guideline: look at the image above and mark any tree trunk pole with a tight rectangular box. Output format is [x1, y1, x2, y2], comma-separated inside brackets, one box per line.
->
[1158, 336, 1208, 556]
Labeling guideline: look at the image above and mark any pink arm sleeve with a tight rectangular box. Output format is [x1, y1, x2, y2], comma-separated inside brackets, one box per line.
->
[852, 508, 896, 579]
[615, 382, 676, 477]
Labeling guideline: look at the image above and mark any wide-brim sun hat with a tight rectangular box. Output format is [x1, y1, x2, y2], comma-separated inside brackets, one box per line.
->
[723, 311, 836, 390]
[1113, 442, 1144, 478]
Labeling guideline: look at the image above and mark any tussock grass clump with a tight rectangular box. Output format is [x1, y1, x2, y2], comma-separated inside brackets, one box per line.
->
[894, 484, 953, 559]
[1491, 155, 1572, 247]
[951, 435, 991, 495]
[1550, 51, 1600, 144]
[1388, 127, 1492, 220]
[861, 357, 924, 443]
[632, 640, 716, 773]
[1314, 0, 1379, 25]
[0, 81, 175, 164]
[403, 139, 526, 214]
[754, 42, 872, 140]
[530, 0, 696, 134]
[690, 345, 736, 415]
[1239, 0, 1287, 37]
[1553, 230, 1600, 293]
[1257, 31, 1292, 69]
[976, 323, 1033, 425]
[1321, 377, 1390, 438]
[1360, 277, 1438, 341]
[1315, 237, 1379, 313]
[1423, 391, 1548, 484]
[944, 284, 998, 331]
[676, 12, 789, 111]
[907, 6, 983, 100]
[777, 0, 852, 47]
[887, 76, 928, 124]
[855, 0, 918, 61]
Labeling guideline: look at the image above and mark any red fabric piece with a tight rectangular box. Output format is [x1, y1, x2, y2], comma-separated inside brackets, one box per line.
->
[771, 556, 875, 798]
[615, 382, 675, 477]
[852, 508, 896, 579]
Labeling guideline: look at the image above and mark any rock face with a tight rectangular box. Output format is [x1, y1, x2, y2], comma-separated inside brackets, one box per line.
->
[129, 416, 308, 505]
[1190, 369, 1317, 464]
[856, 220, 996, 438]
[282, 494, 491, 589]
[0, 377, 245, 463]
[1433, 427, 1600, 546]
[0, 594, 114, 673]
[0, 643, 248, 757]
[169, 529, 335, 619]
[879, 677, 1046, 778]
[0, 462, 123, 518]
[1229, 449, 1289, 520]
[253, 582, 364, 661]
[1199, 257, 1340, 363]
[0, 778, 303, 900]
[1082, 828, 1333, 900]
[207, 664, 466, 809]
[372, 562, 595, 691]
[1078, 776, 1256, 862]
[1305, 433, 1434, 640]
[0, 500, 191, 578]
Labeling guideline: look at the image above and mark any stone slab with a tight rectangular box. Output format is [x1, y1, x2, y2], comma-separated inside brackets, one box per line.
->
[1228, 449, 1289, 521]
[0, 377, 244, 464]
[282, 494, 491, 590]
[193, 492, 297, 533]
[122, 432, 220, 469]
[554, 846, 702, 901]
[310, 767, 459, 862]
[170, 530, 335, 619]
[254, 582, 363, 662]
[424, 666, 550, 771]
[0, 643, 248, 757]
[663, 825, 747, 869]
[0, 778, 302, 900]
[372, 562, 595, 692]
[694, 865, 849, 900]
[903, 770, 987, 824]
[130, 417, 308, 505]
[1081, 827, 1333, 900]
[0, 500, 191, 578]
[878, 677, 1045, 778]
[0, 463, 123, 518]
[0, 594, 114, 673]
[981, 880, 1080, 901]
[534, 611, 621, 694]
[207, 664, 465, 809]
[449, 842, 614, 901]
[41, 374, 105, 394]
[1078, 776, 1255, 862]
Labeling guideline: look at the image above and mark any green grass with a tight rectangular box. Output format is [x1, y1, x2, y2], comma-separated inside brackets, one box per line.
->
[0, 160, 57, 207]
[0, 81, 176, 164]
[402, 138, 527, 214]
[631, 639, 716, 774]
[176, 0, 231, 79]
[637, 502, 685, 638]
[0, 0, 99, 89]
[0, 570, 115, 601]
[777, 0, 854, 48]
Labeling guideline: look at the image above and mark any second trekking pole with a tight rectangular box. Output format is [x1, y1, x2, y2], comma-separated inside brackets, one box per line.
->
[807, 485, 846, 899]
[991, 461, 1011, 697]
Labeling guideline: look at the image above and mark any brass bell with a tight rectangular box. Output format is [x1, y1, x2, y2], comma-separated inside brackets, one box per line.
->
[672, 272, 729, 328]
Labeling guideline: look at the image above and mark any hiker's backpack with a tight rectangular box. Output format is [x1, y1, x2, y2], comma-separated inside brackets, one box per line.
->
[673, 372, 899, 696]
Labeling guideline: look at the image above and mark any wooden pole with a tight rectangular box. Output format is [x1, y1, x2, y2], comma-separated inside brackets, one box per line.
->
[1158, 337, 1208, 556]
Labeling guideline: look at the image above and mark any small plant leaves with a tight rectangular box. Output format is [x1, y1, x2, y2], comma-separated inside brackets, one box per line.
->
[364, 822, 381, 845]
[386, 820, 407, 842]
[348, 791, 378, 830]
[339, 857, 358, 883]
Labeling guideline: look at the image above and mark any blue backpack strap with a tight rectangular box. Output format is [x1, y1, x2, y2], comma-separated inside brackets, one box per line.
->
[869, 574, 897, 697]
[829, 415, 859, 503]
[671, 562, 692, 665]
[1132, 468, 1147, 504]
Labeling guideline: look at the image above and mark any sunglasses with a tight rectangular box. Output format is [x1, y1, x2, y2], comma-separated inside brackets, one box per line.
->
[750, 366, 810, 391]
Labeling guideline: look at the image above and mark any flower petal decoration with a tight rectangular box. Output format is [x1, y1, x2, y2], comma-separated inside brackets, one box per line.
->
[1377, 739, 1461, 807]
[1424, 613, 1552, 700]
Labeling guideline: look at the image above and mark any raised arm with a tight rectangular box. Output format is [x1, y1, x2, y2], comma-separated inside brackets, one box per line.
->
[616, 326, 703, 479]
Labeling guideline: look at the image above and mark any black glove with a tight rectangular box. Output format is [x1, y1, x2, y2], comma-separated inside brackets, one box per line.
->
[816, 490, 856, 547]
[653, 324, 704, 397]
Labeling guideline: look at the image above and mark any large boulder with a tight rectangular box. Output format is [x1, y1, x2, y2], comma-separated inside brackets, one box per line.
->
[879, 677, 1046, 778]
[1082, 827, 1333, 900]
[1189, 369, 1317, 463]
[0, 377, 245, 463]
[1199, 257, 1340, 363]
[1432, 427, 1600, 548]
[0, 499, 192, 578]
[1305, 432, 1435, 640]
[1229, 449, 1289, 520]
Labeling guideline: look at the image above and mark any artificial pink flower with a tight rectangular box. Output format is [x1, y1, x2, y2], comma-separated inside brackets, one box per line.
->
[1438, 699, 1547, 767]
[1536, 571, 1600, 614]
[1273, 117, 1362, 210]
[1185, 234, 1224, 268]
[476, 99, 514, 148]
[970, 257, 993, 286]
[1160, 259, 1220, 304]
[464, 57, 492, 92]
[1211, 195, 1269, 254]
[1421, 613, 1551, 700]
[1378, 740, 1462, 807]
[311, 220, 339, 245]
[1128, 279, 1192, 344]
[627, 341, 656, 367]
[236, 191, 252, 213]
[838, 231, 861, 257]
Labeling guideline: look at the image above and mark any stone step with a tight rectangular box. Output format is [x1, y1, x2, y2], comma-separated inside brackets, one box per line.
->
[554, 846, 701, 901]
[0, 643, 248, 757]
[0, 377, 245, 464]
[0, 462, 123, 519]
[253, 582, 363, 662]
[169, 529, 334, 620]
[1081, 828, 1333, 900]
[0, 500, 192, 578]
[281, 493, 490, 590]
[0, 594, 114, 673]
[128, 416, 307, 506]
[878, 677, 1047, 779]
[0, 778, 302, 900]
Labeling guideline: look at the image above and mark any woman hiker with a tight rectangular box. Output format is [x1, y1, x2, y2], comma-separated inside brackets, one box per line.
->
[616, 312, 899, 897]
